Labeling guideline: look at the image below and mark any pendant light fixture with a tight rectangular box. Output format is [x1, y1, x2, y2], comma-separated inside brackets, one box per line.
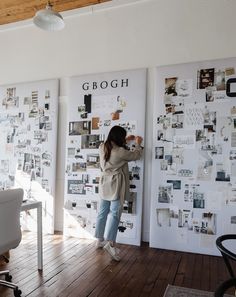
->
[33, 2, 65, 31]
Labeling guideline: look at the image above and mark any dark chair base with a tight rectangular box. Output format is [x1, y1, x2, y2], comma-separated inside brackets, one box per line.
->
[215, 277, 236, 297]
[0, 270, 22, 296]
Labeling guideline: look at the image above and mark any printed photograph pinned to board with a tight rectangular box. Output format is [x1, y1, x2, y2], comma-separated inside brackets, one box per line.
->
[64, 69, 146, 246]
[0, 79, 59, 234]
[150, 57, 236, 256]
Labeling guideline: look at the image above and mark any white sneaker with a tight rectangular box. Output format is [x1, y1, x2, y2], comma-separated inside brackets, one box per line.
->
[103, 242, 121, 262]
[115, 247, 120, 254]
[96, 239, 106, 249]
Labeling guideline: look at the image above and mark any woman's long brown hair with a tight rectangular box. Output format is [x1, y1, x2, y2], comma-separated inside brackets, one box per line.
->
[104, 126, 127, 162]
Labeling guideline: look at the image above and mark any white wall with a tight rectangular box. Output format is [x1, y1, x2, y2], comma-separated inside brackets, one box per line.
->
[1, 0, 236, 241]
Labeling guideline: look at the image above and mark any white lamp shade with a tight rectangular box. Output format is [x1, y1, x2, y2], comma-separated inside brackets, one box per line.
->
[33, 5, 65, 31]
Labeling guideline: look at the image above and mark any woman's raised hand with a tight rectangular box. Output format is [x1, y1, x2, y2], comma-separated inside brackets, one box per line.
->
[135, 136, 143, 145]
[126, 135, 135, 142]
[126, 135, 143, 145]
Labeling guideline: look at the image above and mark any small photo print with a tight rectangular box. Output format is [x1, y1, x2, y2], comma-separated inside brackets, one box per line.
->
[178, 209, 193, 230]
[197, 68, 214, 89]
[69, 121, 91, 136]
[176, 79, 193, 99]
[172, 114, 184, 129]
[200, 133, 220, 153]
[214, 91, 227, 101]
[72, 162, 87, 172]
[197, 158, 213, 182]
[184, 183, 201, 202]
[165, 155, 173, 165]
[78, 105, 88, 119]
[203, 110, 216, 132]
[165, 104, 175, 114]
[160, 160, 168, 171]
[67, 180, 86, 195]
[157, 115, 171, 129]
[104, 119, 111, 127]
[45, 90, 50, 99]
[157, 130, 165, 141]
[167, 180, 181, 190]
[2, 87, 19, 109]
[231, 216, 236, 224]
[215, 69, 226, 91]
[81, 134, 104, 149]
[67, 148, 76, 158]
[164, 77, 178, 102]
[29, 105, 39, 118]
[169, 206, 179, 219]
[184, 184, 193, 202]
[92, 117, 100, 130]
[215, 162, 230, 182]
[165, 101, 184, 115]
[194, 213, 217, 235]
[123, 192, 137, 214]
[158, 185, 172, 203]
[172, 148, 184, 165]
[86, 154, 100, 169]
[206, 86, 216, 102]
[155, 147, 164, 159]
[78, 105, 85, 112]
[178, 168, 193, 177]
[231, 106, 236, 115]
[225, 67, 235, 76]
[193, 192, 205, 208]
[129, 165, 141, 180]
[118, 220, 134, 233]
[229, 150, 236, 160]
[232, 132, 236, 147]
[196, 130, 205, 142]
[156, 208, 171, 227]
[172, 102, 184, 115]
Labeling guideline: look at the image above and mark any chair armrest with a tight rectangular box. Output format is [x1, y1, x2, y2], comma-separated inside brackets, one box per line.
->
[216, 234, 236, 261]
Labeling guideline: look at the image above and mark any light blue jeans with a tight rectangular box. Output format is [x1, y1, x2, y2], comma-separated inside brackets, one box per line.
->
[95, 198, 122, 242]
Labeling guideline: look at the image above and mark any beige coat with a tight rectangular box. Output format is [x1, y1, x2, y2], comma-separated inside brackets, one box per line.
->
[99, 143, 143, 203]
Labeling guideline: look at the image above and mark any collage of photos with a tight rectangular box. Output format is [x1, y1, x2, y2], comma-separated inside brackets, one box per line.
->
[0, 80, 58, 233]
[64, 69, 146, 245]
[151, 59, 236, 255]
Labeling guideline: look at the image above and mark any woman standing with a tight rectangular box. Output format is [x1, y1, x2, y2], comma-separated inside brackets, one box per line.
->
[95, 125, 143, 261]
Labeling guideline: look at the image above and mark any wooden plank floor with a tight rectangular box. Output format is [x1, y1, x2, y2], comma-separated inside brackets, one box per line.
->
[0, 232, 233, 297]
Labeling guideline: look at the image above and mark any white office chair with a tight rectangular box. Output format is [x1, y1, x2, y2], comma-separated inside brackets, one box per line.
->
[0, 188, 24, 297]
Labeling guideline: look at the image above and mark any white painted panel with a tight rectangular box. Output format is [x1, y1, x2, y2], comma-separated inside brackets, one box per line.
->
[64, 68, 146, 245]
[0, 79, 59, 233]
[150, 57, 236, 255]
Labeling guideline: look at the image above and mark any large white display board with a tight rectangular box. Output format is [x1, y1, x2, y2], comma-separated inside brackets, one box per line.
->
[150, 58, 236, 255]
[0, 79, 59, 234]
[64, 69, 146, 246]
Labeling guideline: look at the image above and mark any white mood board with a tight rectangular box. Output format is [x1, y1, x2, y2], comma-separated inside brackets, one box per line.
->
[64, 68, 146, 246]
[150, 58, 236, 255]
[0, 79, 59, 234]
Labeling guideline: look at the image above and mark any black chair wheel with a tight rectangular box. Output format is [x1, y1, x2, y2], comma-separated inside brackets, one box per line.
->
[215, 278, 236, 297]
[5, 274, 12, 282]
[14, 289, 22, 297]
